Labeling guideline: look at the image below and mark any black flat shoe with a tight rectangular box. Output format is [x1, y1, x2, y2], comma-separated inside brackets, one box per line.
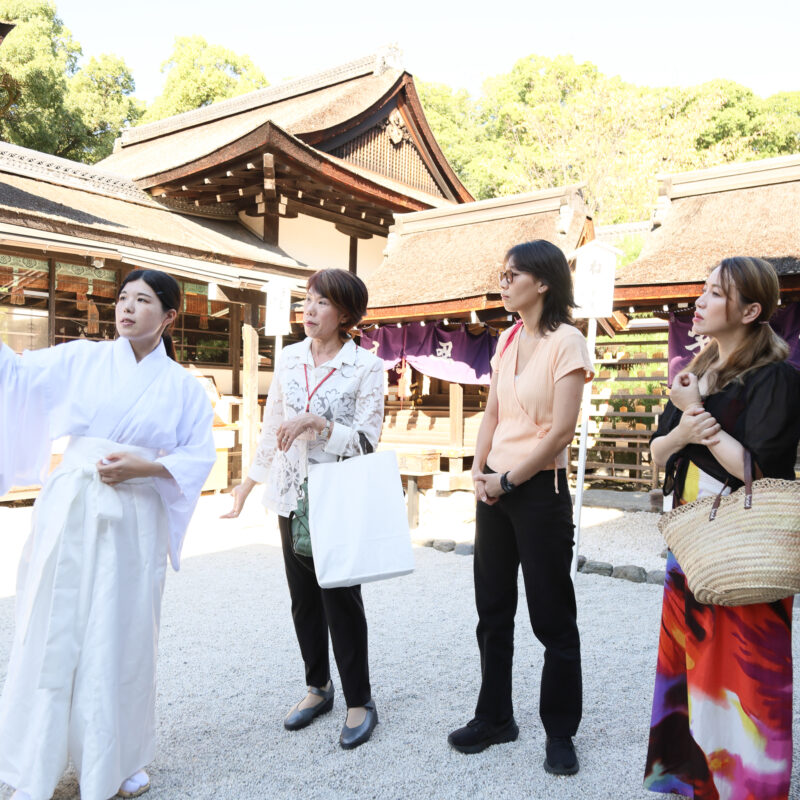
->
[544, 735, 579, 775]
[447, 717, 519, 754]
[339, 699, 378, 749]
[284, 683, 335, 731]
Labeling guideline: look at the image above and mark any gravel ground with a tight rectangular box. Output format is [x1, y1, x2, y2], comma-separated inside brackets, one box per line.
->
[0, 492, 798, 800]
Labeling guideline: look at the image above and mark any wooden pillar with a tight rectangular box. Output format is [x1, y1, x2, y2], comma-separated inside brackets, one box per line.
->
[47, 258, 56, 346]
[263, 213, 279, 247]
[241, 302, 260, 472]
[407, 476, 419, 529]
[230, 303, 241, 396]
[449, 382, 464, 472]
[349, 236, 358, 274]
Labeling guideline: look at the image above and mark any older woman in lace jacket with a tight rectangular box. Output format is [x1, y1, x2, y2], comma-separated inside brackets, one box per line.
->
[224, 268, 384, 750]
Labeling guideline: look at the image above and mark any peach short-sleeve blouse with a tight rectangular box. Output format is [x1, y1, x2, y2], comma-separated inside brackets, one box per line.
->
[487, 323, 594, 474]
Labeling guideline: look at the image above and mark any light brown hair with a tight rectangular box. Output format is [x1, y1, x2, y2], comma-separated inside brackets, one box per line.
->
[689, 257, 788, 393]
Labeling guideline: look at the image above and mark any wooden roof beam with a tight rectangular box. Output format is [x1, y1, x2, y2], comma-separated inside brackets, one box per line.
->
[262, 153, 277, 203]
[269, 198, 388, 236]
[335, 223, 372, 240]
[226, 162, 259, 178]
[215, 184, 263, 203]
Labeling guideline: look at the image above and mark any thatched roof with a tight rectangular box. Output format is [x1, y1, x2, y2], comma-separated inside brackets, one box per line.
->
[101, 68, 402, 182]
[617, 155, 800, 287]
[0, 142, 311, 282]
[367, 186, 588, 310]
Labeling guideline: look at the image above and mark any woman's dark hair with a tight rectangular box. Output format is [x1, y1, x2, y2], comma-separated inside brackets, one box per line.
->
[119, 269, 181, 360]
[306, 268, 369, 339]
[504, 240, 576, 333]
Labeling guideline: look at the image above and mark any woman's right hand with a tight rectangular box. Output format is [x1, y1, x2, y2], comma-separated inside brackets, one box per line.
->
[670, 372, 702, 411]
[472, 470, 499, 506]
[676, 403, 720, 447]
[221, 478, 256, 518]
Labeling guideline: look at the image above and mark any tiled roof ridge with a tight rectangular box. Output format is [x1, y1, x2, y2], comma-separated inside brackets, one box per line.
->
[119, 46, 404, 149]
[0, 142, 158, 207]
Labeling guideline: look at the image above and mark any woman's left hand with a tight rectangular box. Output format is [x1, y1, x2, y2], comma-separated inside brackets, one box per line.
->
[96, 453, 162, 486]
[276, 413, 320, 451]
[474, 472, 504, 504]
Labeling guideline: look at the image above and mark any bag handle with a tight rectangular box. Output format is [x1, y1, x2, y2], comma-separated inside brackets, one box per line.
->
[707, 448, 760, 521]
[499, 320, 523, 360]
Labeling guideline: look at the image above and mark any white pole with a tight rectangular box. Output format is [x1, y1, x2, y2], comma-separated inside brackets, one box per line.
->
[274, 334, 283, 367]
[571, 316, 597, 580]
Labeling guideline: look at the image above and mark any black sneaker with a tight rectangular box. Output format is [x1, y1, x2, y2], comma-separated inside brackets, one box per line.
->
[447, 717, 519, 754]
[544, 735, 579, 775]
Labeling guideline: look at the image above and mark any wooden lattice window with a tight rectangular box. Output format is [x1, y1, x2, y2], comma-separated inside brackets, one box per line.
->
[0, 253, 49, 351]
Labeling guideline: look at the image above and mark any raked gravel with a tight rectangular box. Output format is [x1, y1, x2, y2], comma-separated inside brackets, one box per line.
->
[0, 492, 798, 800]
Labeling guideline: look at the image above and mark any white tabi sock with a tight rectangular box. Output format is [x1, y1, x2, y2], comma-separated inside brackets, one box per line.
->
[119, 769, 149, 793]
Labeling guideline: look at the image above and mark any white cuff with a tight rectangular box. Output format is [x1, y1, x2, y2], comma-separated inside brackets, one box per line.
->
[324, 420, 353, 456]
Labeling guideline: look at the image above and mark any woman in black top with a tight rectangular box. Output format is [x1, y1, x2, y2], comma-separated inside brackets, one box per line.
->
[644, 257, 800, 800]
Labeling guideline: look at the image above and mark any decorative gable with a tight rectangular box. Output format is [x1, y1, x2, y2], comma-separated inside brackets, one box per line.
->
[328, 109, 446, 199]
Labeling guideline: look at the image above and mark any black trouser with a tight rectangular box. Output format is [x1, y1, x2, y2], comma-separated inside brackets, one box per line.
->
[278, 514, 371, 708]
[473, 468, 582, 737]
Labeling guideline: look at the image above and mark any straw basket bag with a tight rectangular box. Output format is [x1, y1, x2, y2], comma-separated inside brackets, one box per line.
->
[658, 450, 800, 606]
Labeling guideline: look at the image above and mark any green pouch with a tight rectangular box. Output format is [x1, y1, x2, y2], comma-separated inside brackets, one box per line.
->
[290, 477, 313, 557]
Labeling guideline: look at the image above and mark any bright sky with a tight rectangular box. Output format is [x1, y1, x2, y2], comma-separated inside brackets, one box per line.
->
[55, 0, 799, 102]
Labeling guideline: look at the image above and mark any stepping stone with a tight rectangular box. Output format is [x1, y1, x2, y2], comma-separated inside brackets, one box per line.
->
[580, 560, 613, 577]
[611, 565, 647, 583]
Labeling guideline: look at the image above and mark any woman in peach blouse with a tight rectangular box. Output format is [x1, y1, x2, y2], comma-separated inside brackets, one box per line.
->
[447, 240, 594, 777]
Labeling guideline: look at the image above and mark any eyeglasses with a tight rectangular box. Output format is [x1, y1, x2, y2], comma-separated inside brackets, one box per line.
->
[498, 269, 521, 285]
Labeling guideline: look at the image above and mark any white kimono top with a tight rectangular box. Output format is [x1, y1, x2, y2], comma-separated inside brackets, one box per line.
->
[0, 336, 216, 570]
[248, 337, 384, 516]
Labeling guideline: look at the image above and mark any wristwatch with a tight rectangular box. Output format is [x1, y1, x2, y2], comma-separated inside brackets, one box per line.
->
[500, 471, 516, 494]
[320, 419, 331, 440]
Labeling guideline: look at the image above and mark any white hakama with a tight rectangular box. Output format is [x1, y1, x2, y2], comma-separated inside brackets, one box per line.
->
[0, 339, 215, 800]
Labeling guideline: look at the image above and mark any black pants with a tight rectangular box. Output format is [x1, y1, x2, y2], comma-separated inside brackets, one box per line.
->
[278, 514, 371, 708]
[473, 468, 582, 737]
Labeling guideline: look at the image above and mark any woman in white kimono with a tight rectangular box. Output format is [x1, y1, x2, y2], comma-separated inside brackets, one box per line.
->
[0, 269, 216, 800]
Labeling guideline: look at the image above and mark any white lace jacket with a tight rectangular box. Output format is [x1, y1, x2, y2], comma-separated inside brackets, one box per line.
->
[248, 337, 384, 516]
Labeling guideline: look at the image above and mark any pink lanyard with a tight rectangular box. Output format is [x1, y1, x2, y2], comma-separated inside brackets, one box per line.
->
[304, 364, 336, 412]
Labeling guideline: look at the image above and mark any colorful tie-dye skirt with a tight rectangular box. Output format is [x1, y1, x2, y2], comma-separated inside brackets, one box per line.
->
[644, 463, 794, 800]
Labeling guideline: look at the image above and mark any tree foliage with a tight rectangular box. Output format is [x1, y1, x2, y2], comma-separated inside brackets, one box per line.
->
[0, 0, 142, 162]
[142, 35, 268, 123]
[419, 55, 800, 224]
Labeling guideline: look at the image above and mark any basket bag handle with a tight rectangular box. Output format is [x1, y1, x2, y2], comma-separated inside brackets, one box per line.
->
[675, 449, 762, 521]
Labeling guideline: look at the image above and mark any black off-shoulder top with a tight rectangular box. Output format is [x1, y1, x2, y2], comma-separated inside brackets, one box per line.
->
[651, 361, 800, 497]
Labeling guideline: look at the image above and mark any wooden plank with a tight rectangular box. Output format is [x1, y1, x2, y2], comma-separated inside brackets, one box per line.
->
[241, 303, 260, 474]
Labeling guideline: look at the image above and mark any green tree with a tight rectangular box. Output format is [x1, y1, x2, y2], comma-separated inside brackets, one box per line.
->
[420, 54, 800, 224]
[0, 0, 142, 162]
[142, 35, 268, 123]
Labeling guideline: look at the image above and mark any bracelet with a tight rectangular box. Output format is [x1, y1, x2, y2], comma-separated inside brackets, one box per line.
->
[500, 471, 516, 494]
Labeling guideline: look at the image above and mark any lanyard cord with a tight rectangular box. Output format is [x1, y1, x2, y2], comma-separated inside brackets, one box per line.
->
[304, 364, 336, 412]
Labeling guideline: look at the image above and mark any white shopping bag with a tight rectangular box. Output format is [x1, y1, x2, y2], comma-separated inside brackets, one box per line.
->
[307, 450, 414, 588]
